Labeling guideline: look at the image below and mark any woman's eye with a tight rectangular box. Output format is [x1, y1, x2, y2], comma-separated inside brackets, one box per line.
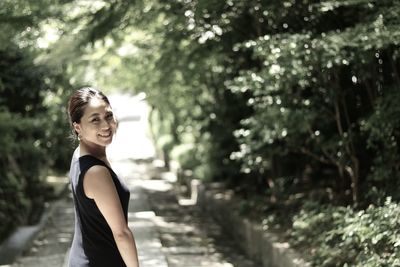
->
[92, 118, 100, 123]
[106, 114, 114, 120]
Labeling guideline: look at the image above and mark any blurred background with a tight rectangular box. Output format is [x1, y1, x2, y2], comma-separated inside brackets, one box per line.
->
[1, 0, 400, 266]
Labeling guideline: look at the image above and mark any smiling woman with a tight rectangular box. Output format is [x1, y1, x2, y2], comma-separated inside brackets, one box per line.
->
[66, 87, 139, 267]
[73, 96, 115, 147]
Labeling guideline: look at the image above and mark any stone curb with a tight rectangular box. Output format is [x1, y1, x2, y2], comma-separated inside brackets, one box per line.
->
[178, 174, 310, 267]
[0, 204, 54, 265]
[0, 183, 69, 266]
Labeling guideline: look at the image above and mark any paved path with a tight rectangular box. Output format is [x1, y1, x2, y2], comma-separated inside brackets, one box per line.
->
[8, 93, 258, 267]
[11, 193, 74, 267]
[10, 160, 169, 267]
[142, 174, 258, 267]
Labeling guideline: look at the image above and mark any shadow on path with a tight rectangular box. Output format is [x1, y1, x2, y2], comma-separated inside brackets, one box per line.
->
[140, 170, 258, 267]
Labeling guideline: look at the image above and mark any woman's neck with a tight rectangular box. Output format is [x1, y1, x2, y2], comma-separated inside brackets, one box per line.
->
[79, 141, 107, 160]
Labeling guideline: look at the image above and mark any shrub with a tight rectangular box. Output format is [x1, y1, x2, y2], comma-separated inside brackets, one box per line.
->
[0, 111, 50, 240]
[0, 46, 73, 242]
[291, 198, 400, 266]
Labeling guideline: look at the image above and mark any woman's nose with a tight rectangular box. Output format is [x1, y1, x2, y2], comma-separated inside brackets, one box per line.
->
[100, 119, 111, 129]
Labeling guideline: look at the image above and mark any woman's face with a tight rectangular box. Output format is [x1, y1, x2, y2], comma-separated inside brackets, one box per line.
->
[73, 97, 117, 147]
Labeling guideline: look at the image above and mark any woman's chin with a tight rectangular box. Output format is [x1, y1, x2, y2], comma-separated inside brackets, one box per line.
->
[100, 139, 113, 146]
[97, 134, 113, 145]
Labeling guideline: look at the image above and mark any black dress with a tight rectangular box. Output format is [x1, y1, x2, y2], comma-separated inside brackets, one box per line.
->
[68, 151, 130, 267]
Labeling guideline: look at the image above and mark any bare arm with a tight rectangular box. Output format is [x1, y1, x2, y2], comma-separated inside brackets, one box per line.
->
[84, 166, 139, 267]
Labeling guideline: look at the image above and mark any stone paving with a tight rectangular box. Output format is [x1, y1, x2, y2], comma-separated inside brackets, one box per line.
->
[142, 173, 258, 267]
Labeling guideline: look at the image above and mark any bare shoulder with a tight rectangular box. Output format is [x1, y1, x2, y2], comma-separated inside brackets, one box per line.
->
[83, 165, 114, 198]
[85, 165, 111, 180]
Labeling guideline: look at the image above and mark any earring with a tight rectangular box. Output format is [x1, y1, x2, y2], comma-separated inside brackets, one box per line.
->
[78, 133, 82, 141]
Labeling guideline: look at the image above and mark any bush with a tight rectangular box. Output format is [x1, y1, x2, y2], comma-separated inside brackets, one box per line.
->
[0, 46, 73, 242]
[0, 111, 50, 240]
[291, 198, 400, 266]
[42, 89, 75, 171]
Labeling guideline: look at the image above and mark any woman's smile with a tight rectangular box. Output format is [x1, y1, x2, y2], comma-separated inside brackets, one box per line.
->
[98, 131, 112, 138]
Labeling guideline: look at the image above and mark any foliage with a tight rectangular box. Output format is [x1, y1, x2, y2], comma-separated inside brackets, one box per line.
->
[0, 0, 74, 242]
[227, 0, 400, 205]
[42, 87, 76, 171]
[0, 66, 72, 240]
[291, 199, 400, 266]
[361, 87, 400, 198]
[0, 111, 47, 240]
[50, 0, 400, 192]
[39, 0, 400, 264]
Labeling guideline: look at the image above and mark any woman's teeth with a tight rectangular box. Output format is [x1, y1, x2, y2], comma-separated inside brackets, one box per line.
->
[99, 132, 111, 137]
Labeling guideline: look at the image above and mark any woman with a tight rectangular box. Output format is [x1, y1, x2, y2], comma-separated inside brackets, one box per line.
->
[67, 87, 139, 267]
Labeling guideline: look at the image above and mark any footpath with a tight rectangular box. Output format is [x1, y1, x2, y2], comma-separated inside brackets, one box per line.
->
[4, 157, 257, 267]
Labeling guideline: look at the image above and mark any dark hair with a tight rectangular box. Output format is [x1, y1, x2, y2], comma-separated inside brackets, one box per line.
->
[67, 87, 111, 136]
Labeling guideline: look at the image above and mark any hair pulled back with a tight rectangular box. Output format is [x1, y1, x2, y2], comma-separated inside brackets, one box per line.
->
[67, 87, 110, 136]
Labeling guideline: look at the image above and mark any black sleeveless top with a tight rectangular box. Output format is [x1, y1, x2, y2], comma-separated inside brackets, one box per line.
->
[68, 151, 130, 267]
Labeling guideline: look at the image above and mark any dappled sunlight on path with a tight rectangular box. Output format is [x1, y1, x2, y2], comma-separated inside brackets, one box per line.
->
[108, 93, 168, 267]
[143, 178, 258, 267]
[11, 194, 74, 267]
